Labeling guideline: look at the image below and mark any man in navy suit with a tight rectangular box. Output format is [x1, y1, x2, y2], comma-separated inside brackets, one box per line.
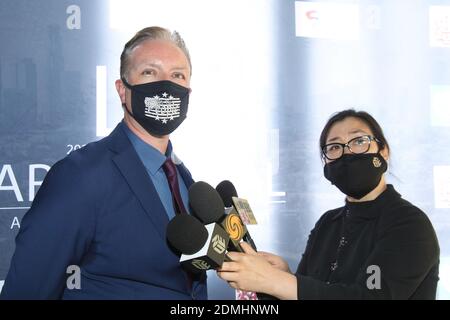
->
[1, 26, 207, 299]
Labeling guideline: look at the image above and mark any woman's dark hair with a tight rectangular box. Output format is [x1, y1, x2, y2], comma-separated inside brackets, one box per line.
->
[319, 109, 390, 159]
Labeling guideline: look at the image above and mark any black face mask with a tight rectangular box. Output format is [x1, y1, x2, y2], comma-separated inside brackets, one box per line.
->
[122, 78, 190, 136]
[324, 153, 387, 200]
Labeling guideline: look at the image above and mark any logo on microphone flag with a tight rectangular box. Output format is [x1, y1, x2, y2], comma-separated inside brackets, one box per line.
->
[212, 234, 227, 254]
[232, 197, 258, 225]
[224, 213, 245, 241]
[180, 223, 230, 273]
[191, 259, 211, 270]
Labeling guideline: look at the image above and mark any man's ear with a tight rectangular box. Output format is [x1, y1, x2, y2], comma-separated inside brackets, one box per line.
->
[115, 79, 126, 104]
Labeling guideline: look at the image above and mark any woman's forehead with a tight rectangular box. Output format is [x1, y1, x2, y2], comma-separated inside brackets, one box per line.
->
[327, 117, 373, 141]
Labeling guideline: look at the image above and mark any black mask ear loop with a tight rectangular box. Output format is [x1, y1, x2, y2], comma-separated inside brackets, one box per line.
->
[121, 78, 135, 118]
[121, 77, 133, 89]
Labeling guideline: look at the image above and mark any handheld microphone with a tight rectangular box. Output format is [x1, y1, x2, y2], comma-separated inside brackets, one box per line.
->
[216, 181, 274, 300]
[215, 180, 257, 251]
[166, 214, 230, 274]
[216, 180, 238, 208]
[189, 181, 245, 253]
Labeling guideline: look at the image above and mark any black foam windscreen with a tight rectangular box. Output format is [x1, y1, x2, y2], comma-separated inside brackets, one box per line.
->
[189, 181, 225, 224]
[216, 180, 238, 208]
[166, 214, 208, 255]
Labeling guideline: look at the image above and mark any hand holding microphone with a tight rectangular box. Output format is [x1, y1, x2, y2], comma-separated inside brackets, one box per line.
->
[216, 180, 257, 250]
[217, 241, 283, 296]
[166, 180, 278, 299]
[215, 180, 278, 300]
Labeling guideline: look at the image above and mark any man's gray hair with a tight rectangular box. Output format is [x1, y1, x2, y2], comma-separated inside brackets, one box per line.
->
[120, 26, 192, 81]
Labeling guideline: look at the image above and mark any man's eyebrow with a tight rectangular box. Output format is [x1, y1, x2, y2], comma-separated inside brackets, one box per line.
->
[135, 63, 189, 72]
[171, 66, 189, 71]
[136, 62, 161, 69]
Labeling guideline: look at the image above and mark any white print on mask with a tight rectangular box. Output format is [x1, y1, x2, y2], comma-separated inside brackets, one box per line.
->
[144, 93, 181, 124]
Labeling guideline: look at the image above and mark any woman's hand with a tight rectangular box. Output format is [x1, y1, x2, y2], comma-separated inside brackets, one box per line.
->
[217, 242, 298, 299]
[257, 250, 291, 273]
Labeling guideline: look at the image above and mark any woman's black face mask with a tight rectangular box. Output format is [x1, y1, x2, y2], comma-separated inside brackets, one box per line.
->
[324, 153, 387, 199]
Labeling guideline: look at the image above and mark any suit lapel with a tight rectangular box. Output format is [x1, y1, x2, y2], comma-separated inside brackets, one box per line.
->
[107, 124, 169, 240]
[107, 123, 205, 288]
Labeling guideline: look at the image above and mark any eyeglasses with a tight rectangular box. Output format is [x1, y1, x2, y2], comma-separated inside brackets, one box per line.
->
[322, 135, 381, 160]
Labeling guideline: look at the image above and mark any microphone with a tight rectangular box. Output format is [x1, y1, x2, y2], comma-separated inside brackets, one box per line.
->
[216, 180, 238, 208]
[216, 181, 274, 300]
[189, 181, 245, 253]
[215, 180, 257, 251]
[166, 214, 230, 274]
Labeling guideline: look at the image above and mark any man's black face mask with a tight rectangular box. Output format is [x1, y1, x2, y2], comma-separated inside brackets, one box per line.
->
[122, 78, 190, 136]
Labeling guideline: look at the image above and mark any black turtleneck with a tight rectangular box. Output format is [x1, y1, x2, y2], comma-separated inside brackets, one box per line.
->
[295, 184, 440, 299]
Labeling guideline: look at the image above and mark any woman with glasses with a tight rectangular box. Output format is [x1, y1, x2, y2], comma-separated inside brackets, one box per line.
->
[217, 109, 440, 299]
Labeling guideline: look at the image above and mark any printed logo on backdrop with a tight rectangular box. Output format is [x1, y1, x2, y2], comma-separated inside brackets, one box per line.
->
[365, 5, 381, 30]
[0, 164, 50, 203]
[430, 85, 450, 127]
[429, 6, 450, 47]
[295, 1, 360, 40]
[0, 164, 51, 229]
[433, 166, 450, 209]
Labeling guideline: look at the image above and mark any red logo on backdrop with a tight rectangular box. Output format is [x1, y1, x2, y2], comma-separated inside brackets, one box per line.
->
[306, 10, 318, 20]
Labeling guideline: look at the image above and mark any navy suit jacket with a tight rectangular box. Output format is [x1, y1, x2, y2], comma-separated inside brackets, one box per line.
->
[1, 123, 207, 299]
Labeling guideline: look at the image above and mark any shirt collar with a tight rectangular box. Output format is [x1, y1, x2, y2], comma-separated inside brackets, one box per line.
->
[121, 121, 172, 176]
[332, 184, 401, 221]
